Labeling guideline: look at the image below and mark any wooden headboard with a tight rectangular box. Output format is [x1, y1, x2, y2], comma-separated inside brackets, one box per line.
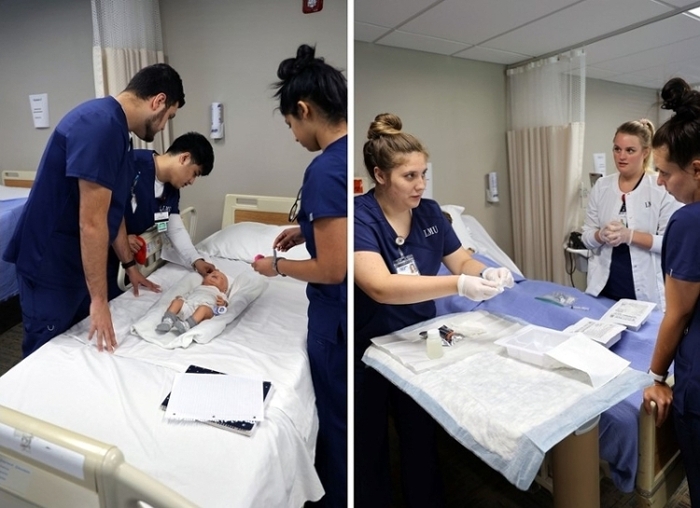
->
[2, 171, 36, 188]
[221, 194, 297, 228]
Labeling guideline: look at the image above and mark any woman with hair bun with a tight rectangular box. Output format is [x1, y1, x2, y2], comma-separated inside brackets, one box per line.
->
[582, 118, 681, 310]
[354, 113, 514, 507]
[643, 77, 700, 505]
[252, 44, 346, 507]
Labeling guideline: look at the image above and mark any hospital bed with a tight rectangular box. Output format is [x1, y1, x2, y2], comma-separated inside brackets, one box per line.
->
[365, 204, 684, 508]
[0, 194, 324, 508]
[0, 171, 34, 303]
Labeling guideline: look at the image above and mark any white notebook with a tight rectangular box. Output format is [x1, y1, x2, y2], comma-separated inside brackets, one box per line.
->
[165, 373, 264, 422]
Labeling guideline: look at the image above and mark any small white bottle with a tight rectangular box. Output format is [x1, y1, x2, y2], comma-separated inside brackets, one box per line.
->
[426, 329, 444, 359]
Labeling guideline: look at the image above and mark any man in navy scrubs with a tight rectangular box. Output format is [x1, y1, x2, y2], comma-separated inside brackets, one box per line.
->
[3, 63, 185, 356]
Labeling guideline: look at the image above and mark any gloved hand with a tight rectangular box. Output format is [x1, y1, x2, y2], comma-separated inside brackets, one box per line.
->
[481, 266, 515, 289]
[599, 221, 621, 244]
[602, 220, 633, 247]
[457, 274, 502, 301]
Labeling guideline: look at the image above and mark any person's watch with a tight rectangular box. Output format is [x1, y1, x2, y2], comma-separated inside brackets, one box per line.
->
[648, 369, 667, 384]
[272, 253, 287, 277]
[121, 259, 137, 269]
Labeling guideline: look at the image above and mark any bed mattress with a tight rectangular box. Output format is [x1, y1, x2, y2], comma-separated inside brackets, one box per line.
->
[0, 256, 323, 507]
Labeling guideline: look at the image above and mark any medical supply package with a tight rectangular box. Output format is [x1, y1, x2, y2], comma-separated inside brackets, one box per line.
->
[600, 299, 656, 331]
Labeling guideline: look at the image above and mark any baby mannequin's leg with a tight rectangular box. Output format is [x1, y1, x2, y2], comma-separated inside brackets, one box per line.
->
[156, 297, 185, 333]
[173, 305, 214, 335]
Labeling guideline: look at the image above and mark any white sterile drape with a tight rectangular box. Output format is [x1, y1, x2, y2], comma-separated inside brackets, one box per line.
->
[91, 0, 170, 152]
[506, 50, 586, 284]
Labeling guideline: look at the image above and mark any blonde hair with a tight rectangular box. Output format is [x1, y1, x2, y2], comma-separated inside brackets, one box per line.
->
[614, 118, 655, 173]
[363, 113, 429, 182]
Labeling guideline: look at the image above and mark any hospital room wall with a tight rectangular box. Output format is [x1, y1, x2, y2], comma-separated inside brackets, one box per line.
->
[0, 0, 94, 175]
[355, 42, 662, 263]
[354, 42, 513, 257]
[160, 0, 347, 242]
[582, 79, 659, 195]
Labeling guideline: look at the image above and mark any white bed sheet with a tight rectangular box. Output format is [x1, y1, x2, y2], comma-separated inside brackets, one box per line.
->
[0, 257, 323, 508]
[363, 312, 650, 490]
[439, 204, 522, 276]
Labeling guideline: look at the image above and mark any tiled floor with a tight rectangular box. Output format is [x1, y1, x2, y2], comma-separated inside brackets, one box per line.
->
[388, 415, 691, 508]
[0, 296, 22, 376]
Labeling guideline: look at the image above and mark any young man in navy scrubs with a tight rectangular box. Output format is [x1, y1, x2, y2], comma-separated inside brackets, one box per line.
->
[108, 132, 215, 299]
[3, 63, 185, 356]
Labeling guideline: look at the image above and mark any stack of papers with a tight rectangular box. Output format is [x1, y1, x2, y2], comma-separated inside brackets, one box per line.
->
[564, 318, 627, 348]
[160, 365, 272, 436]
[165, 373, 264, 422]
[600, 299, 656, 331]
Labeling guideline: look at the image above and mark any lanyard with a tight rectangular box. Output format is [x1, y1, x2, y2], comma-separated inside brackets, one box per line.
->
[620, 173, 644, 214]
[130, 170, 141, 198]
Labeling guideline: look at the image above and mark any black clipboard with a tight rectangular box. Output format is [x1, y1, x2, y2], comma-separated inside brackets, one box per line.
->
[160, 365, 273, 437]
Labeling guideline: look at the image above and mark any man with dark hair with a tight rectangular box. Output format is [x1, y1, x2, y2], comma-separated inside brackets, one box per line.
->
[108, 132, 216, 299]
[3, 63, 185, 356]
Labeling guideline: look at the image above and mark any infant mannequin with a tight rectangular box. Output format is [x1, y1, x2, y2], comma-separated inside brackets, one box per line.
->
[156, 269, 232, 335]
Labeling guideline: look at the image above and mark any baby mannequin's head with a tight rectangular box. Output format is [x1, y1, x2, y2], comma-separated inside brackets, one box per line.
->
[202, 269, 230, 293]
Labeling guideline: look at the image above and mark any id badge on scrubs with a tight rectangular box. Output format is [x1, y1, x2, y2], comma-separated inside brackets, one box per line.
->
[394, 255, 420, 275]
[155, 211, 169, 232]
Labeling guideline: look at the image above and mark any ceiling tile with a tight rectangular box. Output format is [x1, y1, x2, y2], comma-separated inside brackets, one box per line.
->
[354, 0, 700, 90]
[660, 0, 700, 7]
[353, 0, 439, 28]
[591, 35, 700, 74]
[378, 30, 471, 55]
[484, 0, 672, 57]
[355, 22, 392, 43]
[584, 14, 700, 65]
[400, 0, 582, 45]
[454, 45, 531, 65]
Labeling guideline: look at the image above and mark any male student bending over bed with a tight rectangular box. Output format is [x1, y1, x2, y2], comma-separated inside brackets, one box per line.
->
[108, 132, 216, 300]
[3, 63, 185, 356]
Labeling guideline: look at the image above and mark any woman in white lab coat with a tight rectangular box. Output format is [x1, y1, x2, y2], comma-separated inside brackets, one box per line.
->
[582, 119, 681, 310]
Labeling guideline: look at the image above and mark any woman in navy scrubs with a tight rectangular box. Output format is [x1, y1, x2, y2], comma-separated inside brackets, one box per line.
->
[643, 77, 700, 505]
[252, 44, 346, 508]
[354, 113, 514, 507]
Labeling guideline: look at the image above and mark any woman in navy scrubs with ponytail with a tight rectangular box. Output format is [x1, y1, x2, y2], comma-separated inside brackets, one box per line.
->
[252, 44, 347, 508]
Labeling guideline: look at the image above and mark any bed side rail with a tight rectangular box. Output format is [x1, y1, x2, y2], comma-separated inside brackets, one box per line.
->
[0, 405, 197, 508]
[116, 207, 197, 292]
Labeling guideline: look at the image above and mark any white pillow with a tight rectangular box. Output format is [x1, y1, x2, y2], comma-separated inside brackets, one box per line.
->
[197, 222, 310, 262]
[440, 204, 478, 251]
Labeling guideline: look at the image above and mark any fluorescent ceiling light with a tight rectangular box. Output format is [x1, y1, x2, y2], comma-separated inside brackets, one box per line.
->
[688, 7, 700, 18]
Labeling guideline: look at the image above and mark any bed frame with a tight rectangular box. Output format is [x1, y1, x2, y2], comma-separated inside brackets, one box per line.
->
[1, 171, 35, 188]
[0, 405, 195, 508]
[534, 377, 685, 506]
[221, 194, 297, 227]
[1, 192, 309, 506]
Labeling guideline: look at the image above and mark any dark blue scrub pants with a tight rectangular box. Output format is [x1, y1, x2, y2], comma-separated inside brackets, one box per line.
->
[307, 325, 347, 508]
[355, 365, 445, 508]
[18, 275, 90, 356]
[673, 406, 700, 504]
